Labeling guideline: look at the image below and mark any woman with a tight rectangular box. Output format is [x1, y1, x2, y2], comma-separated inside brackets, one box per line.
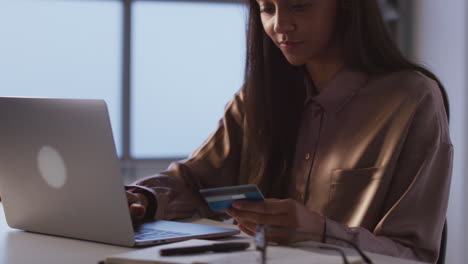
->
[126, 0, 453, 262]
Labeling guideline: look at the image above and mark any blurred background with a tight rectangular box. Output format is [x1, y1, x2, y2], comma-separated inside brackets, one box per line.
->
[0, 0, 466, 262]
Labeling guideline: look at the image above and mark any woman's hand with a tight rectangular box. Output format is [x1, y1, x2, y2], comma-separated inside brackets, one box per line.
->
[126, 191, 149, 223]
[226, 198, 325, 244]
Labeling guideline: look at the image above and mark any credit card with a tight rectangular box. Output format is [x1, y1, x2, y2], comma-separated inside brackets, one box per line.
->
[200, 184, 264, 212]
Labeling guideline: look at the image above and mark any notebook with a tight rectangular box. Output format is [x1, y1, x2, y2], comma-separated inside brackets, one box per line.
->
[104, 239, 363, 264]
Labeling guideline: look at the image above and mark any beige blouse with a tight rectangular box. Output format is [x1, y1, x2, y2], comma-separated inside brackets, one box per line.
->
[128, 68, 453, 263]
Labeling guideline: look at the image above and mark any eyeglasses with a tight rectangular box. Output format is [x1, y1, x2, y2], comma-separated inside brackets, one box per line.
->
[255, 225, 373, 264]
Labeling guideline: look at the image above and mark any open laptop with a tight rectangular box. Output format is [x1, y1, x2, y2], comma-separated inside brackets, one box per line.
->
[0, 97, 239, 247]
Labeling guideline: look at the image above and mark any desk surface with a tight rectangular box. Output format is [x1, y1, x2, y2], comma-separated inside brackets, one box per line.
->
[0, 203, 424, 264]
[0, 203, 134, 264]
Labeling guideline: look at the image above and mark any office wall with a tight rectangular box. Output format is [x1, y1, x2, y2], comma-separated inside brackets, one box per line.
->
[410, 0, 467, 263]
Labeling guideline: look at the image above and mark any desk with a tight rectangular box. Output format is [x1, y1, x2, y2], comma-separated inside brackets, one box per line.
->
[0, 203, 133, 264]
[0, 203, 424, 264]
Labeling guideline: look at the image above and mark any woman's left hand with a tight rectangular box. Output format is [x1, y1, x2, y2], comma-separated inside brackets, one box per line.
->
[226, 198, 325, 244]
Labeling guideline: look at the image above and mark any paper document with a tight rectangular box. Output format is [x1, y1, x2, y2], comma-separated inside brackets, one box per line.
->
[208, 245, 362, 264]
[105, 239, 362, 264]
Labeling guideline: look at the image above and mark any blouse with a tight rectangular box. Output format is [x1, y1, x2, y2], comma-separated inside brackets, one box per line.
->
[127, 68, 453, 263]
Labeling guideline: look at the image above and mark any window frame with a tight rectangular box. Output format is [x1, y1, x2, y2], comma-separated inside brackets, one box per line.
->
[121, 0, 246, 164]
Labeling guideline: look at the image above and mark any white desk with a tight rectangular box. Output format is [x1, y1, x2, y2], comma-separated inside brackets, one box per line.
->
[0, 204, 133, 264]
[0, 203, 424, 264]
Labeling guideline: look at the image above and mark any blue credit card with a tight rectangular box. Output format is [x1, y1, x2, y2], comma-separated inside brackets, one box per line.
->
[200, 184, 265, 212]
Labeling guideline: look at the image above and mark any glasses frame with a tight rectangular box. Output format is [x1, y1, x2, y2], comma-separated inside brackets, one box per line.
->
[255, 224, 373, 264]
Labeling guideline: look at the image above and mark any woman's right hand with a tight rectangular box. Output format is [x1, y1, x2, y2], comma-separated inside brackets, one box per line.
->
[126, 190, 149, 223]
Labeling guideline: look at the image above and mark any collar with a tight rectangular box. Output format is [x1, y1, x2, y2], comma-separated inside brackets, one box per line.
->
[304, 68, 368, 113]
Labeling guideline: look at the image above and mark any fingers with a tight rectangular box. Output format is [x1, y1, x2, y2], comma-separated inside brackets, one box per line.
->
[227, 199, 298, 227]
[235, 219, 295, 244]
[226, 199, 304, 244]
[129, 203, 146, 220]
[126, 191, 140, 205]
[238, 224, 255, 236]
[234, 217, 256, 233]
[227, 207, 296, 242]
[227, 207, 292, 227]
[126, 191, 147, 221]
[228, 199, 323, 244]
[232, 198, 294, 214]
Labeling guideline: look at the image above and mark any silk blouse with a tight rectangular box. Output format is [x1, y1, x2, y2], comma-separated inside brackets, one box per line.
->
[128, 68, 453, 263]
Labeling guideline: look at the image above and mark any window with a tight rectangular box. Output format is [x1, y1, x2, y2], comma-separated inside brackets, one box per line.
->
[131, 1, 247, 158]
[0, 0, 123, 155]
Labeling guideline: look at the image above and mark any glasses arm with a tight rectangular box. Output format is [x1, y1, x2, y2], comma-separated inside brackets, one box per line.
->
[317, 245, 350, 264]
[260, 225, 373, 264]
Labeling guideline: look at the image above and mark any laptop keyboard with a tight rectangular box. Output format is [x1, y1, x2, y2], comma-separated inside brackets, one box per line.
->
[135, 228, 190, 241]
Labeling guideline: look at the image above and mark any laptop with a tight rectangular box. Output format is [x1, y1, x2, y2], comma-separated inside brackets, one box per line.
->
[0, 97, 239, 247]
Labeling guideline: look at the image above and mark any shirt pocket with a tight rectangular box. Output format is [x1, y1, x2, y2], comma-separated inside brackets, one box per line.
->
[327, 167, 383, 223]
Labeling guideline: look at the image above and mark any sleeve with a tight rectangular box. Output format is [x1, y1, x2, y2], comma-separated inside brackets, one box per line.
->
[324, 79, 453, 263]
[127, 90, 246, 220]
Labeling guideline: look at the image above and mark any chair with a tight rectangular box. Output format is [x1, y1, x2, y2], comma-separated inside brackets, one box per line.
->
[437, 220, 447, 264]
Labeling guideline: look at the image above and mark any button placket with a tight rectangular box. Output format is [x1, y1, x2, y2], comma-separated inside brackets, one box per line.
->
[292, 101, 323, 204]
[301, 104, 324, 204]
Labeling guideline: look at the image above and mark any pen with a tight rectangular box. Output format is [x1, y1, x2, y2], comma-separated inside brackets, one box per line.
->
[159, 242, 250, 256]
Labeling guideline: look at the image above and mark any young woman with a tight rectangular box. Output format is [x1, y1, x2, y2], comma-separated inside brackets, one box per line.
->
[126, 0, 452, 262]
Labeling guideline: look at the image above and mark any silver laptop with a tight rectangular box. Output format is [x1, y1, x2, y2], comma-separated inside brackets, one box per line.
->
[0, 97, 239, 247]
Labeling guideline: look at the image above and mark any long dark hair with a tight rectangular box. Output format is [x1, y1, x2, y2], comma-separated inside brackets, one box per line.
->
[242, 0, 450, 197]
